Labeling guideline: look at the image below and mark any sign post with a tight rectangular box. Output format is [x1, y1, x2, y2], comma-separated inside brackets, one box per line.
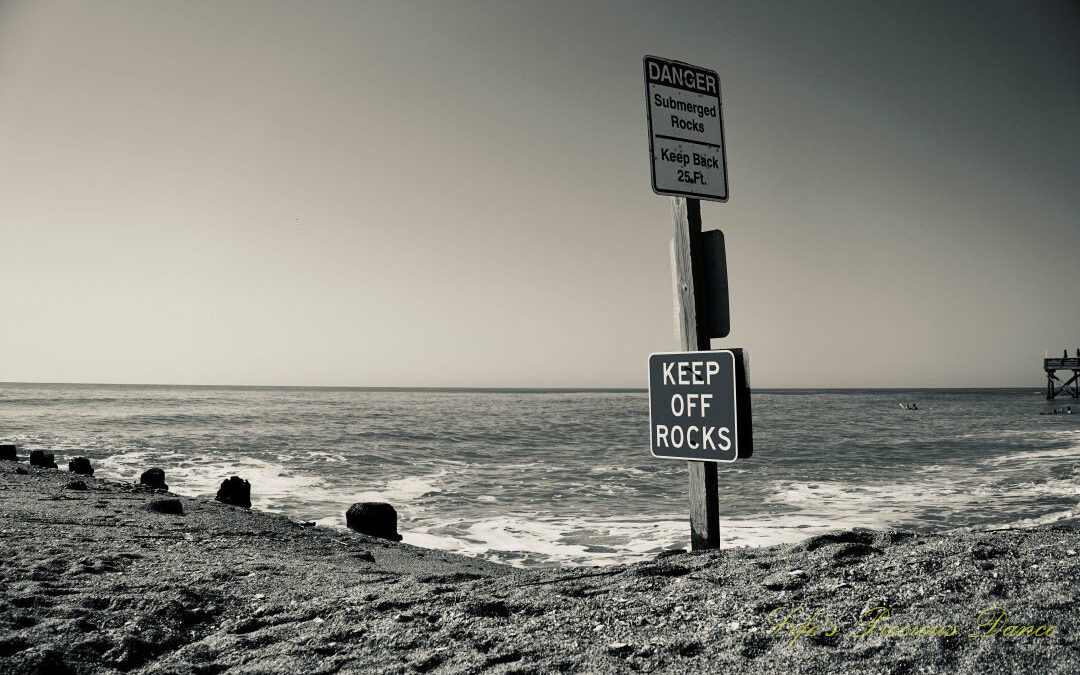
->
[644, 56, 749, 551]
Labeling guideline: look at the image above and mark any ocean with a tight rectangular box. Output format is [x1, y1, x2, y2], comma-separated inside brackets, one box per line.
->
[2, 383, 1078, 568]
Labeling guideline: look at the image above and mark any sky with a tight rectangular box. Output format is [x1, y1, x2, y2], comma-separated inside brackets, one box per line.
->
[1, 0, 1078, 388]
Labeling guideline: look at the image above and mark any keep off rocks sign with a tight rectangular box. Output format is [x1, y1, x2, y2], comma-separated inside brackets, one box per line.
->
[649, 350, 748, 462]
[643, 55, 729, 202]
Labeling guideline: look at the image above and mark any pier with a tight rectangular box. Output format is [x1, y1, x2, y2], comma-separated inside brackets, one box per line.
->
[1044, 353, 1080, 399]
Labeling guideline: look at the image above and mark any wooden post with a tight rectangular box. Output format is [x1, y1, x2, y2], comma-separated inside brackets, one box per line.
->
[671, 196, 721, 550]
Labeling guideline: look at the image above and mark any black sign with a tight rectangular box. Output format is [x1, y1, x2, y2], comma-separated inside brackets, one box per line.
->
[649, 350, 751, 462]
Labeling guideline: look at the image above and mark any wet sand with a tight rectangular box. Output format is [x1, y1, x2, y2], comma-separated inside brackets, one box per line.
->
[2, 461, 1079, 674]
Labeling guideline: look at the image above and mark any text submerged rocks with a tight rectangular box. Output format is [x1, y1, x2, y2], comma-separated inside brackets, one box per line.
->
[346, 502, 403, 542]
[215, 476, 251, 508]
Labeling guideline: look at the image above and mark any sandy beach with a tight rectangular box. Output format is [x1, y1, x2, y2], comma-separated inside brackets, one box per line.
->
[4, 2, 1078, 673]
[2, 459, 1079, 674]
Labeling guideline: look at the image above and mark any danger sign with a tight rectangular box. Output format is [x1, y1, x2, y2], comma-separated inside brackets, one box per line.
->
[643, 55, 729, 202]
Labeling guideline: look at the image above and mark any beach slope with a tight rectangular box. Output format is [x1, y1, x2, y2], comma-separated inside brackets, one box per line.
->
[2, 464, 1079, 674]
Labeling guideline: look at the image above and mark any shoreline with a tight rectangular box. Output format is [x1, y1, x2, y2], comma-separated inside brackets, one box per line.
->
[6, 384, 1078, 570]
[1, 381, 1048, 391]
[3, 461, 1080, 673]
[81, 461, 1080, 571]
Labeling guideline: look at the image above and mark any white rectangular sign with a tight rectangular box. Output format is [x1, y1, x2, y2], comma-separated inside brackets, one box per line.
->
[643, 55, 729, 202]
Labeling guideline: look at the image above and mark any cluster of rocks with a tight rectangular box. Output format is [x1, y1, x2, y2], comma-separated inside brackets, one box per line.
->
[3, 444, 95, 474]
[30, 450, 58, 469]
[5, 442, 406, 541]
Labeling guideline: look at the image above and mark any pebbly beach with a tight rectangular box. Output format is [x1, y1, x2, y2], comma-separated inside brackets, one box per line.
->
[5, 2, 1079, 674]
[2, 449, 1080, 674]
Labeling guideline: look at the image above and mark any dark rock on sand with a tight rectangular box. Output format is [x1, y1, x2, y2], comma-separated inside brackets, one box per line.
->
[215, 476, 251, 508]
[139, 467, 168, 490]
[148, 498, 184, 515]
[801, 529, 874, 551]
[0, 444, 16, 461]
[15, 467, 28, 475]
[346, 502, 403, 541]
[66, 480, 89, 491]
[29, 450, 58, 469]
[68, 457, 94, 476]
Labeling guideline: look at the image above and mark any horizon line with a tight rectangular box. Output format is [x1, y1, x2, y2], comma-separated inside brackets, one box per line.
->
[0, 381, 1048, 392]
